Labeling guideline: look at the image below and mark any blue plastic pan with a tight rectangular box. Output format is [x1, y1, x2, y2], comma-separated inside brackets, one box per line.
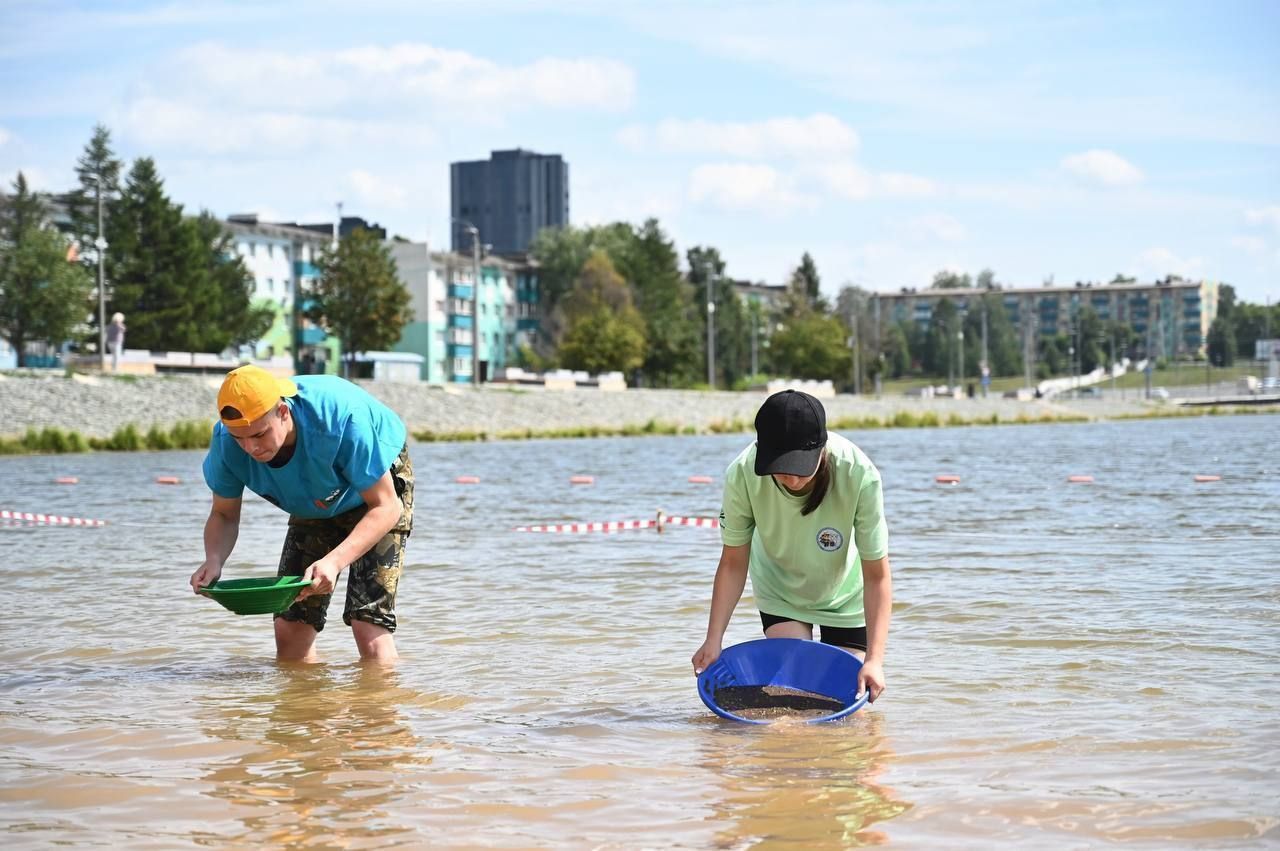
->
[697, 637, 869, 725]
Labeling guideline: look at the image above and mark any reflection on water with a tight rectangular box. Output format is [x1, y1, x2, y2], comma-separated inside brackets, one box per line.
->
[197, 665, 433, 848]
[697, 712, 909, 849]
[0, 415, 1277, 846]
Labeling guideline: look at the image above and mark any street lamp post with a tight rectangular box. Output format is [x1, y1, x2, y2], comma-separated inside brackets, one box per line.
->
[750, 312, 759, 378]
[85, 174, 108, 370]
[706, 273, 716, 388]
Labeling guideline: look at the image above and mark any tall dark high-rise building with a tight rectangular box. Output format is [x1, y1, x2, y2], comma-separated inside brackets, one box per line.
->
[451, 149, 569, 255]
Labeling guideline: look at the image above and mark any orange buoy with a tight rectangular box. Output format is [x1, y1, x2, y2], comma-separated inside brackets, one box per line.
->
[688, 475, 713, 484]
[55, 476, 79, 485]
[1067, 475, 1094, 484]
[570, 475, 595, 485]
[1193, 475, 1221, 483]
[935, 474, 961, 485]
[455, 475, 480, 484]
[155, 476, 180, 485]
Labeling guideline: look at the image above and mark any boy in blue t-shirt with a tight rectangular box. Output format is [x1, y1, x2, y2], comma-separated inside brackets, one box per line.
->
[190, 365, 414, 663]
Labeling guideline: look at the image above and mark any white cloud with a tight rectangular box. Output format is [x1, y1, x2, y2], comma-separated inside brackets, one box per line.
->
[1245, 206, 1280, 233]
[618, 113, 858, 159]
[1230, 235, 1267, 254]
[1135, 247, 1205, 278]
[688, 163, 812, 213]
[1060, 150, 1144, 186]
[0, 127, 10, 147]
[801, 163, 937, 201]
[168, 41, 634, 114]
[808, 163, 873, 200]
[120, 96, 430, 155]
[877, 172, 937, 198]
[116, 41, 633, 154]
[908, 213, 967, 243]
[347, 169, 408, 208]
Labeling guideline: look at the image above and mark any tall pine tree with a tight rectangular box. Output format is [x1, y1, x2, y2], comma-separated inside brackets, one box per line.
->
[615, 219, 699, 386]
[109, 158, 207, 350]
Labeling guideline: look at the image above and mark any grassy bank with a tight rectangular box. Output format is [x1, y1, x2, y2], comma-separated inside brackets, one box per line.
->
[0, 421, 214, 455]
[412, 408, 1098, 443]
[1, 405, 1269, 456]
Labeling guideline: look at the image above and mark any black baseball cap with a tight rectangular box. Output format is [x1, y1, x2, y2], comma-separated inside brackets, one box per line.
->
[753, 390, 828, 476]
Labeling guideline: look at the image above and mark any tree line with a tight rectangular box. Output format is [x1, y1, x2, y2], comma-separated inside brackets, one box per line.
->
[0, 125, 410, 369]
[4, 125, 1273, 384]
[529, 235, 1280, 390]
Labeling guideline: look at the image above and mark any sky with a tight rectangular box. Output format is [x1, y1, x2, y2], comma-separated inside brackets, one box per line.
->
[1, 0, 1278, 304]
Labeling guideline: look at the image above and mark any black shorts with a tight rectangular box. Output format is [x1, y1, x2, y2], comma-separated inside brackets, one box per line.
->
[760, 611, 867, 652]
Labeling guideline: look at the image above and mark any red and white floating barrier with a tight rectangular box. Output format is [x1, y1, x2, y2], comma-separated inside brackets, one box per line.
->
[688, 475, 714, 484]
[55, 476, 79, 485]
[664, 515, 720, 529]
[1, 509, 106, 527]
[514, 515, 719, 534]
[455, 475, 481, 484]
[1067, 475, 1094, 484]
[569, 475, 595, 485]
[935, 474, 961, 485]
[1193, 474, 1222, 483]
[155, 476, 180, 485]
[515, 519, 656, 533]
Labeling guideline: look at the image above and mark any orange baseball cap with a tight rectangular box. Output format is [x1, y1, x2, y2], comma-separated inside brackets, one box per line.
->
[216, 365, 297, 427]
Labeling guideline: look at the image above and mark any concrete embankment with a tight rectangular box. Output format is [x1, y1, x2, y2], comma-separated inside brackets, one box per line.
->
[0, 371, 1175, 440]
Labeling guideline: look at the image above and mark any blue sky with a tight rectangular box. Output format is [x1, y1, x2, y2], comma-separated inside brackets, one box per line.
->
[2, 0, 1278, 304]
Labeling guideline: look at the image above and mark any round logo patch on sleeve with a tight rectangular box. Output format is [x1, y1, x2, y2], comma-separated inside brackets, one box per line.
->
[816, 527, 844, 552]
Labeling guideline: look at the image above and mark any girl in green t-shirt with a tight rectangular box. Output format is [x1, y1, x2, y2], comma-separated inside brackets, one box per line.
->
[692, 390, 893, 704]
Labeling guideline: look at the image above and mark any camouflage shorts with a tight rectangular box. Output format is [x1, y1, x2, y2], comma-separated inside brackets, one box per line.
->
[276, 443, 414, 633]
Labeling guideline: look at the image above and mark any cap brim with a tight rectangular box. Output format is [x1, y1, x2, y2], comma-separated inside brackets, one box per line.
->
[754, 445, 823, 477]
[277, 376, 298, 397]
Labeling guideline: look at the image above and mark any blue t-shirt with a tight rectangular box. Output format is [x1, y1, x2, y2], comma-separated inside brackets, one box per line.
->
[203, 375, 407, 519]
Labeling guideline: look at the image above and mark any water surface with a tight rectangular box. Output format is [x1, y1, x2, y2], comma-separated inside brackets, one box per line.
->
[1, 415, 1277, 848]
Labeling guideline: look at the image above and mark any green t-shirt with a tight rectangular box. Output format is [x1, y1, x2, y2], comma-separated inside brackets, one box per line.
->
[719, 433, 889, 628]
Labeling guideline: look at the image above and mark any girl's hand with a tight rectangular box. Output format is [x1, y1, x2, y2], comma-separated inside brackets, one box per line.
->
[692, 640, 722, 675]
[858, 659, 886, 702]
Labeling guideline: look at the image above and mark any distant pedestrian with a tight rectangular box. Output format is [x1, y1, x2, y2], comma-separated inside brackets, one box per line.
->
[106, 312, 125, 371]
[691, 390, 894, 704]
[189, 365, 414, 664]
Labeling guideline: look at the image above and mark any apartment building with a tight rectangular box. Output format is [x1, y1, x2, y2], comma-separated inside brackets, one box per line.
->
[877, 277, 1220, 358]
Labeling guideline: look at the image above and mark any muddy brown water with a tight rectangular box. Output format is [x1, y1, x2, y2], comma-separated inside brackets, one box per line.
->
[1, 415, 1277, 847]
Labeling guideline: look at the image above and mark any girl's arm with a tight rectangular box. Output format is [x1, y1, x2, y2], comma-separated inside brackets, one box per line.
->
[692, 543, 750, 674]
[858, 555, 892, 701]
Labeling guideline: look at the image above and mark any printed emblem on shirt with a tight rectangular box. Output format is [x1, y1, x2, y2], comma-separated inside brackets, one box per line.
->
[313, 487, 343, 511]
[816, 527, 843, 552]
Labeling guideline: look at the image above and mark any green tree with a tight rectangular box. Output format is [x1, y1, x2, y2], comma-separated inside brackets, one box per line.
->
[558, 251, 646, 374]
[769, 313, 851, 380]
[66, 126, 124, 346]
[782, 252, 826, 316]
[108, 158, 210, 350]
[923, 297, 958, 377]
[189, 212, 274, 351]
[616, 220, 698, 385]
[931, 270, 972, 289]
[688, 244, 753, 387]
[308, 227, 413, 376]
[529, 222, 632, 352]
[1206, 316, 1236, 366]
[1071, 305, 1105, 373]
[883, 322, 911, 378]
[0, 174, 94, 365]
